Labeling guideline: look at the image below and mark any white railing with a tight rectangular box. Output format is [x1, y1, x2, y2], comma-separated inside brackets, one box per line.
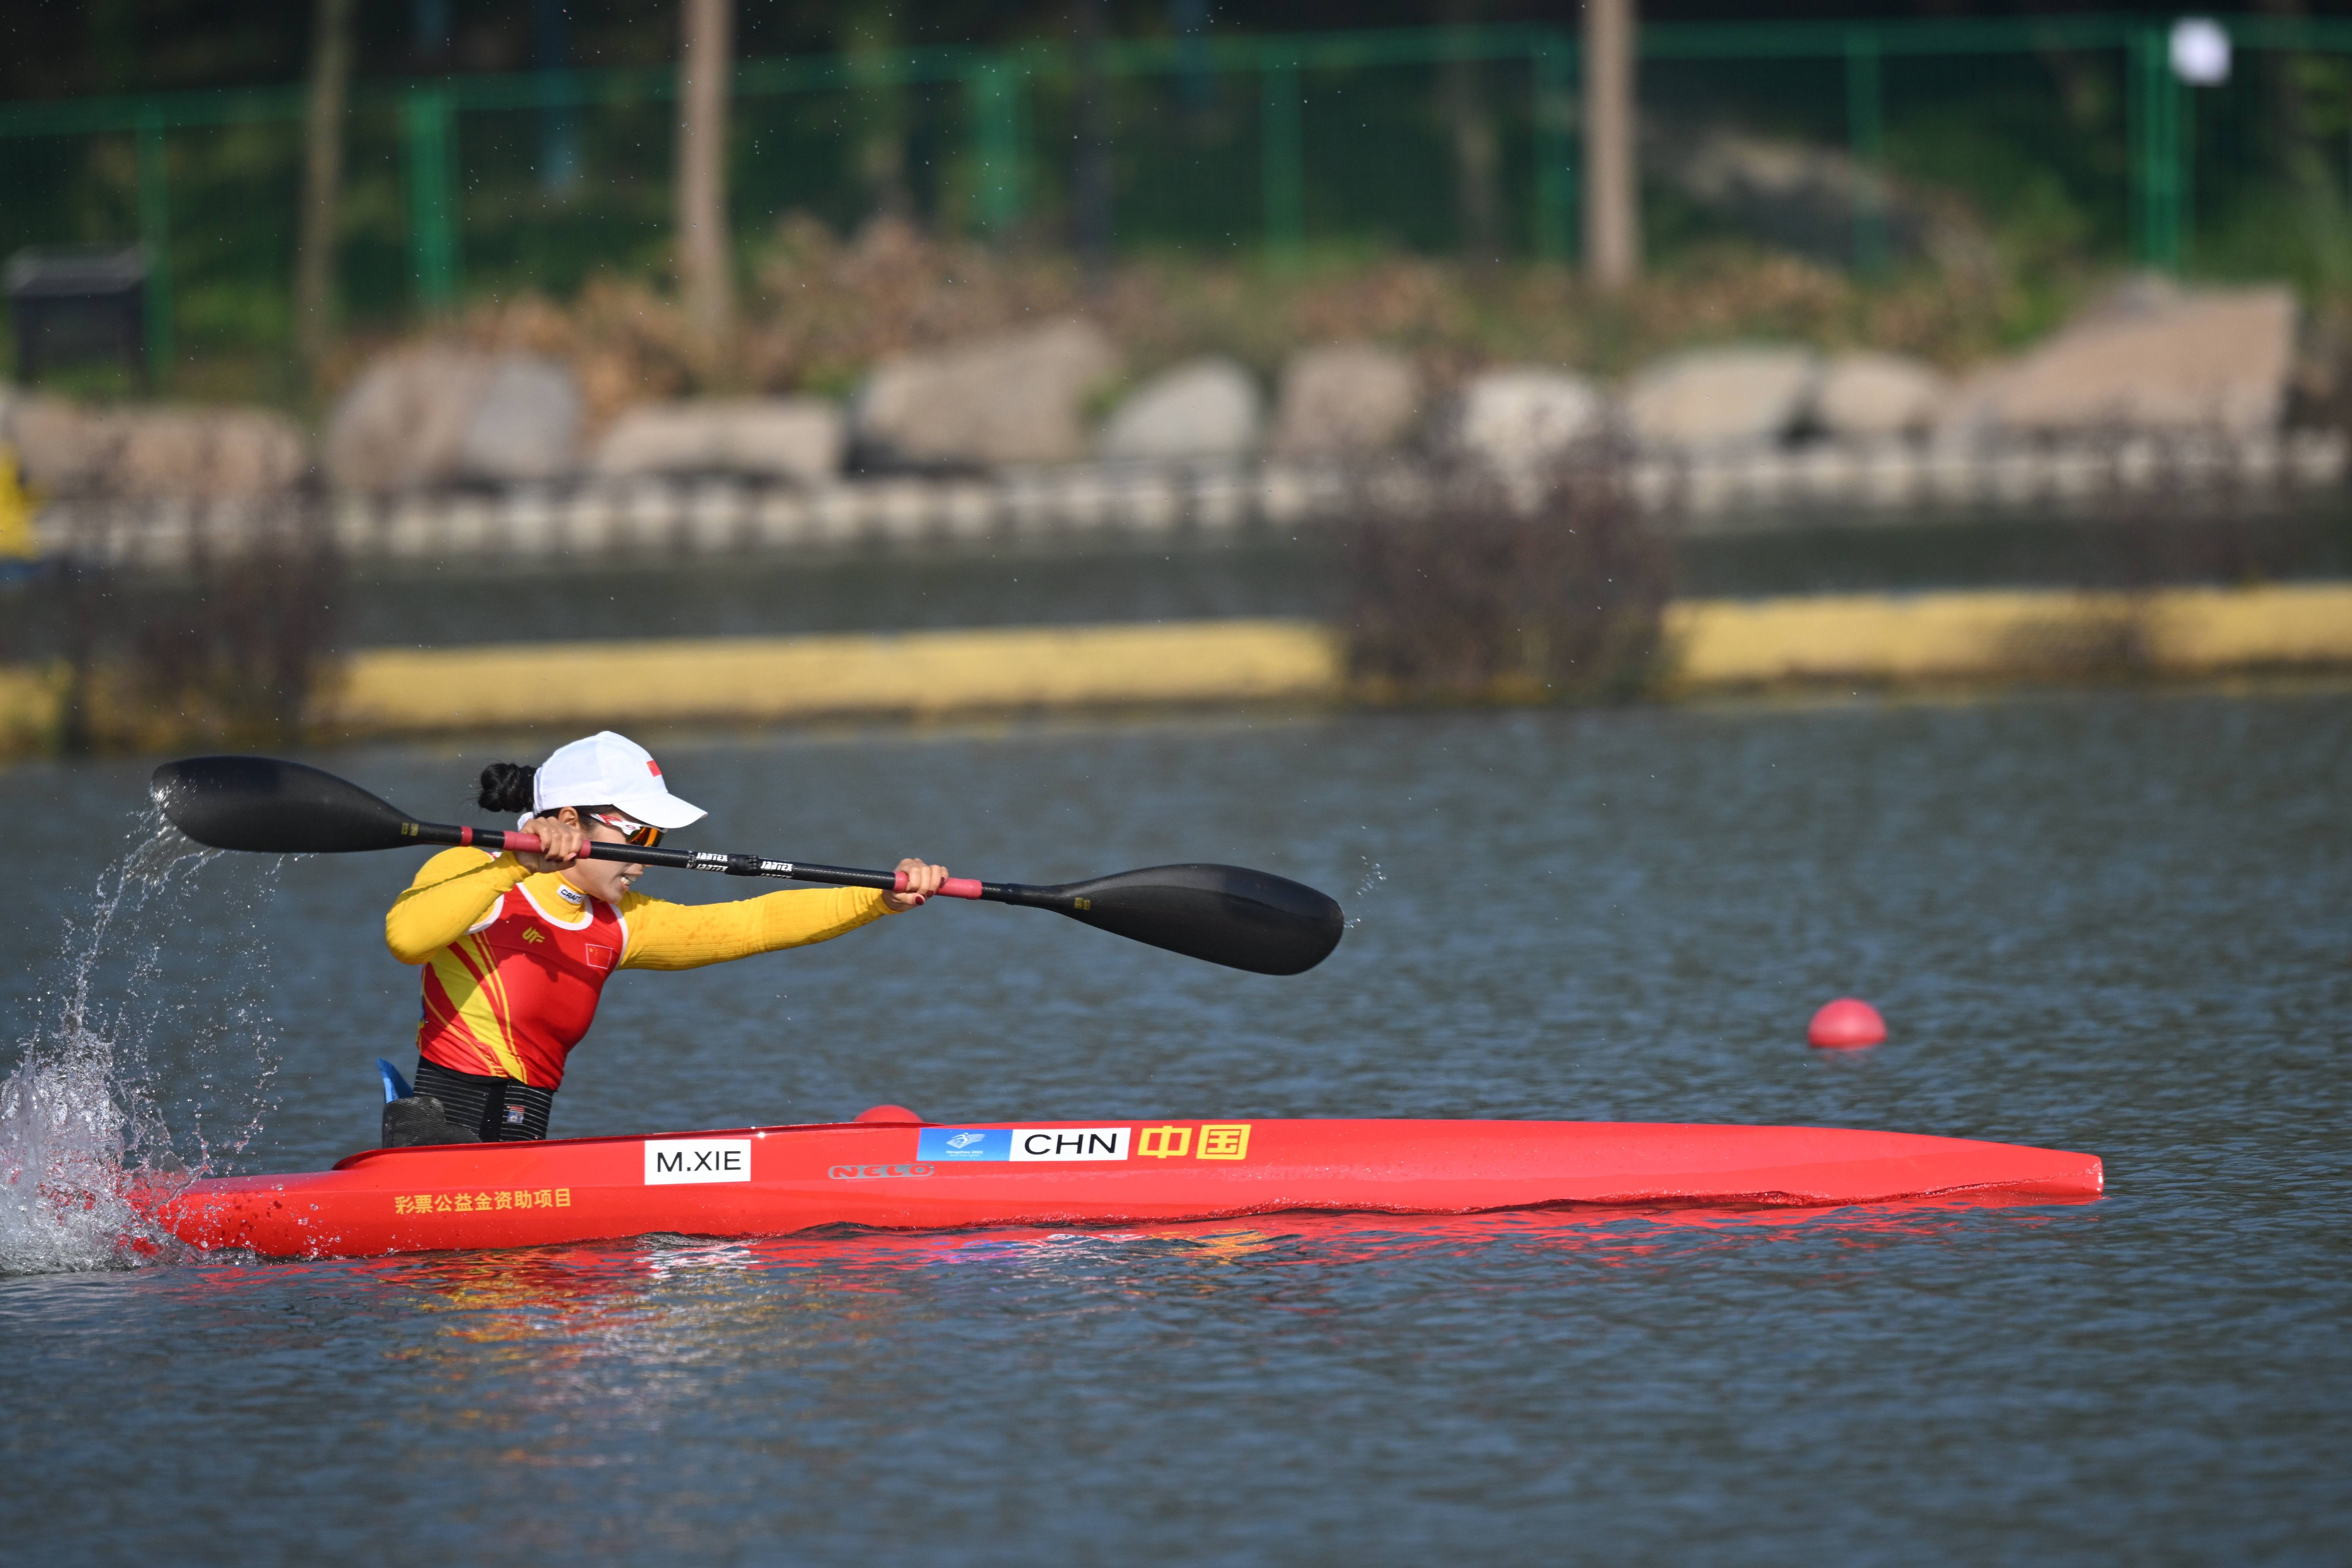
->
[34, 430, 2347, 569]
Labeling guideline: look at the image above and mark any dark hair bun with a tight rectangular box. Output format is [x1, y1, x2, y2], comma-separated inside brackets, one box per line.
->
[476, 762, 538, 815]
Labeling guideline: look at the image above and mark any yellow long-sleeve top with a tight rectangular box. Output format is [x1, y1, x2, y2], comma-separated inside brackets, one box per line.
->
[387, 847, 893, 1086]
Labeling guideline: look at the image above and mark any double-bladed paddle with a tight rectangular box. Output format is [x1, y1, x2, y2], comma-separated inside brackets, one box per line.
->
[150, 756, 1345, 976]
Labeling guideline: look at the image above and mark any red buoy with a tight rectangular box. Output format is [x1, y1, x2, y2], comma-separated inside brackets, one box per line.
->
[854, 1103, 924, 1123]
[1808, 998, 1886, 1050]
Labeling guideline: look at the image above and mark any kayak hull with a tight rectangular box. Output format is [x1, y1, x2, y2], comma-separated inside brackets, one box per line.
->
[146, 1117, 2103, 1261]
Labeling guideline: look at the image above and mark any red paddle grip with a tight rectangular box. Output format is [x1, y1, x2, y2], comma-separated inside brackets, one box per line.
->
[440, 826, 545, 852]
[894, 870, 984, 899]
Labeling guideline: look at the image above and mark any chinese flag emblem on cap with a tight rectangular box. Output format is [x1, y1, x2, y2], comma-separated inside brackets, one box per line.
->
[647, 759, 662, 776]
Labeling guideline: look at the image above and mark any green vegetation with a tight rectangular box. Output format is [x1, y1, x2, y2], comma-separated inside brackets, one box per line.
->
[5, 14, 2352, 410]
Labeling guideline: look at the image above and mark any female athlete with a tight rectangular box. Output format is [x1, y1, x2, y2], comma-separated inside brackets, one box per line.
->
[379, 730, 946, 1145]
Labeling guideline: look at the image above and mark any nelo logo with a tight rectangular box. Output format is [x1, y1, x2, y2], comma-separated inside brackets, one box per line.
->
[828, 1163, 935, 1181]
[643, 1138, 753, 1185]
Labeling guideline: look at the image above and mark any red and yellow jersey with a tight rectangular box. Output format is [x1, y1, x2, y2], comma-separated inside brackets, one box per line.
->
[386, 848, 893, 1089]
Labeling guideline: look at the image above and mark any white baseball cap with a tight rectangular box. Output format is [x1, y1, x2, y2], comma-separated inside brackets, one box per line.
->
[526, 731, 707, 831]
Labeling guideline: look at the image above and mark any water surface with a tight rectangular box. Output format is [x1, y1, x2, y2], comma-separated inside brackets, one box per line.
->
[2, 690, 2346, 1563]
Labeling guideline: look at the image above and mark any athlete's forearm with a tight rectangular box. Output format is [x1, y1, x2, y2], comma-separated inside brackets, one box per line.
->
[620, 886, 894, 971]
[386, 852, 532, 964]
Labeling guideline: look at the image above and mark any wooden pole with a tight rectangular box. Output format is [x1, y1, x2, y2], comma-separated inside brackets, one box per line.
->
[295, 0, 355, 380]
[677, 0, 735, 349]
[1582, 0, 1639, 290]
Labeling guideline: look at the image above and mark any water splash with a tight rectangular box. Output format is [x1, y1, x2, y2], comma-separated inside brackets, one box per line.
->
[0, 813, 282, 1275]
[1347, 856, 1386, 930]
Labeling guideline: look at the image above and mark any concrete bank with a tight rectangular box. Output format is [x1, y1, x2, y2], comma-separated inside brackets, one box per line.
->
[319, 581, 2352, 729]
[1658, 582, 2352, 689]
[4, 583, 2349, 754]
[332, 620, 1337, 730]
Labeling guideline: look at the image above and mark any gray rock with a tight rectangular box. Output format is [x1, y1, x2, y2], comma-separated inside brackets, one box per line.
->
[1448, 368, 1608, 477]
[594, 398, 845, 484]
[115, 411, 210, 498]
[1097, 357, 1261, 461]
[326, 348, 579, 489]
[454, 356, 581, 483]
[204, 409, 311, 496]
[1271, 344, 1423, 457]
[855, 320, 1119, 469]
[118, 408, 307, 498]
[326, 347, 503, 491]
[9, 397, 121, 494]
[1815, 351, 1949, 440]
[6, 399, 307, 499]
[1942, 280, 2297, 440]
[1626, 345, 1819, 452]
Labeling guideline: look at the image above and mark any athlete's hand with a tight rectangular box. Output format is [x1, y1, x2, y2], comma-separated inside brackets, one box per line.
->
[884, 858, 949, 912]
[517, 813, 586, 874]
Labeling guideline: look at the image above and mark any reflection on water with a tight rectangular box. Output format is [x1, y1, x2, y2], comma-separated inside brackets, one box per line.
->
[0, 691, 2346, 1563]
[231, 1193, 2089, 1310]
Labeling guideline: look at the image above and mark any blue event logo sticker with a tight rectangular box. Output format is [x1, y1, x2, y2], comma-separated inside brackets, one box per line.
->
[918, 1127, 1013, 1162]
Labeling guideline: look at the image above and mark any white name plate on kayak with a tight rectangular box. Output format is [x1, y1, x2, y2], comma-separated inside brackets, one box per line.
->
[1010, 1127, 1131, 1162]
[915, 1126, 1135, 1162]
[644, 1138, 753, 1184]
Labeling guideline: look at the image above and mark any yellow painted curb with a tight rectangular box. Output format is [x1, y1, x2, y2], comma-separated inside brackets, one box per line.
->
[2141, 582, 2352, 670]
[331, 619, 1346, 730]
[4, 585, 2349, 759]
[1664, 582, 2352, 687]
[0, 662, 66, 754]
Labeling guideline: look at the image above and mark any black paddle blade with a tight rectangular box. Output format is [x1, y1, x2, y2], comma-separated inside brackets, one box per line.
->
[152, 756, 416, 854]
[1043, 863, 1344, 976]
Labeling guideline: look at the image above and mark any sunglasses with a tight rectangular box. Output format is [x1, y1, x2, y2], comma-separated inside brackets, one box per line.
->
[586, 811, 663, 849]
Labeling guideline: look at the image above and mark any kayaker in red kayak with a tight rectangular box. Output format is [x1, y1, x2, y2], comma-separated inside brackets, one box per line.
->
[380, 730, 947, 1146]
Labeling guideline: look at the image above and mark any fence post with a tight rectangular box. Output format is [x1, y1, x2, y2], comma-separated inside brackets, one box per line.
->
[1845, 30, 1888, 280]
[1531, 34, 1575, 263]
[967, 57, 1026, 237]
[2177, 71, 2195, 271]
[2131, 27, 2184, 270]
[134, 106, 175, 383]
[401, 87, 460, 311]
[1261, 51, 1303, 264]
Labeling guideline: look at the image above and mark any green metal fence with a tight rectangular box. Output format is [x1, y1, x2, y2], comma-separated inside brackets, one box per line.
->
[4, 13, 2351, 381]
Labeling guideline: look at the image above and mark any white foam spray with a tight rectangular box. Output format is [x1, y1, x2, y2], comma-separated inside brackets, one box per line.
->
[1347, 854, 1386, 930]
[0, 814, 282, 1275]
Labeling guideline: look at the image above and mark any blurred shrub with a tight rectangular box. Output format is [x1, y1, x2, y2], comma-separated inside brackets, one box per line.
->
[54, 504, 341, 753]
[1341, 449, 1675, 704]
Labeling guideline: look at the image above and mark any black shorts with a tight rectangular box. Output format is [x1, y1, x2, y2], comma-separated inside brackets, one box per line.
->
[412, 1059, 556, 1142]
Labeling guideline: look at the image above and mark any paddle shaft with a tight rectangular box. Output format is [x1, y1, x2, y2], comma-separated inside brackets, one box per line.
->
[403, 820, 1061, 907]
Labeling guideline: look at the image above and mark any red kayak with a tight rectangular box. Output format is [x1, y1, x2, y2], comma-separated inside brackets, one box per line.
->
[142, 1111, 2102, 1260]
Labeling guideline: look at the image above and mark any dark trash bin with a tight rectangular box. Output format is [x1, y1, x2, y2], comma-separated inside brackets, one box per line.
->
[6, 246, 149, 384]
